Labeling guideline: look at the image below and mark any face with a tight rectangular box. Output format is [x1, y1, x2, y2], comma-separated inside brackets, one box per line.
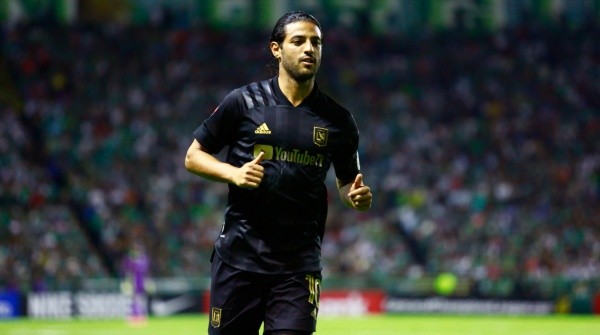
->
[271, 21, 322, 82]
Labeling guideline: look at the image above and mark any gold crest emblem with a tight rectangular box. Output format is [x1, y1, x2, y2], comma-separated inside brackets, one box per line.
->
[313, 127, 328, 147]
[211, 307, 222, 328]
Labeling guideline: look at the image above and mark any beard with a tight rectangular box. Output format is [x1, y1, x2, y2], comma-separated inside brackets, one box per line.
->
[280, 55, 320, 83]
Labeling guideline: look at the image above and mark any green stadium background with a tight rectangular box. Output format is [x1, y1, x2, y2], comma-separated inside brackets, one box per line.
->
[1, 0, 599, 320]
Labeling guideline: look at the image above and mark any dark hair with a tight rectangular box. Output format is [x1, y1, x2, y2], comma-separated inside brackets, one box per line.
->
[267, 11, 321, 74]
[269, 11, 322, 44]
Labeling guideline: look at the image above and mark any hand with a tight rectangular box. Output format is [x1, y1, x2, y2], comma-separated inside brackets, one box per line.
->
[233, 151, 265, 188]
[348, 174, 372, 211]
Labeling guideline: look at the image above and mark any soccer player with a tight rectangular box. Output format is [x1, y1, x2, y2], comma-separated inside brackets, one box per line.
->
[185, 11, 372, 335]
[121, 243, 149, 324]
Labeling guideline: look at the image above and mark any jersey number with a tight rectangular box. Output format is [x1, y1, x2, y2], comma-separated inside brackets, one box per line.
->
[305, 274, 321, 307]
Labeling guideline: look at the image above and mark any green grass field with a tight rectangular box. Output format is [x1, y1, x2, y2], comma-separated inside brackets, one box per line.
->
[1, 314, 598, 335]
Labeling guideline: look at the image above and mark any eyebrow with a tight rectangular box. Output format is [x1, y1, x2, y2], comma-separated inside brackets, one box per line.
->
[289, 34, 322, 41]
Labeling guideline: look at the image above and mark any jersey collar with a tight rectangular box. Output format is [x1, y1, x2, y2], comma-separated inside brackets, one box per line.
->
[272, 76, 319, 108]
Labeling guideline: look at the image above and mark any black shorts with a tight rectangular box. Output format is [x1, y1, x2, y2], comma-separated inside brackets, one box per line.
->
[208, 253, 321, 335]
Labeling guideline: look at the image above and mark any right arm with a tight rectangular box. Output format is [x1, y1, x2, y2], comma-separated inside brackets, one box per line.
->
[184, 139, 265, 188]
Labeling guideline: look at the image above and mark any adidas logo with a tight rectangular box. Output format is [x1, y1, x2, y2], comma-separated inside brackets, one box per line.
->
[254, 123, 272, 134]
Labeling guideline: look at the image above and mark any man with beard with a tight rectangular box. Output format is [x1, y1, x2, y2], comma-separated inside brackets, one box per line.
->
[185, 11, 372, 335]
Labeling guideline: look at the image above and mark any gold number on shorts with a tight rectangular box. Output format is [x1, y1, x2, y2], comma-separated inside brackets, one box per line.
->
[305, 274, 321, 307]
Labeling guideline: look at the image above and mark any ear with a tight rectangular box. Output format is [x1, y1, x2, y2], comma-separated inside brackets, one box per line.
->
[270, 41, 281, 60]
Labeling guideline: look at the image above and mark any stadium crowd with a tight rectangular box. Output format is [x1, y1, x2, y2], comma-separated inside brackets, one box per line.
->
[1, 18, 599, 298]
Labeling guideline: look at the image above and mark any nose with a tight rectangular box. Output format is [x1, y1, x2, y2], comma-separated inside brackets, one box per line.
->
[303, 41, 314, 54]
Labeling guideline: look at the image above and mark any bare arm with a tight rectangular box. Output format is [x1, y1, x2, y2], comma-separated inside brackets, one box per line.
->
[337, 174, 372, 211]
[184, 139, 265, 188]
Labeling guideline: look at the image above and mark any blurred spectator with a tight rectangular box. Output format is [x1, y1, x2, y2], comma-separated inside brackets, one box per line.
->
[1, 20, 598, 298]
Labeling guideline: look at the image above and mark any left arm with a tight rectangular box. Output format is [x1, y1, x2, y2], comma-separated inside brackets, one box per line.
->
[337, 174, 372, 211]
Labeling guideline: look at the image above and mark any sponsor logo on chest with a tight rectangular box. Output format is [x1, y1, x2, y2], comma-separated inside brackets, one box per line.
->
[253, 123, 328, 167]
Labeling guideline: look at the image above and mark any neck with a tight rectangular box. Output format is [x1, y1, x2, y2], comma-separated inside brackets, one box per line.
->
[277, 72, 314, 107]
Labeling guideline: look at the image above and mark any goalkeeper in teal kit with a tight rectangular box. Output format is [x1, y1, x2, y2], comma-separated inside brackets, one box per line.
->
[185, 11, 372, 335]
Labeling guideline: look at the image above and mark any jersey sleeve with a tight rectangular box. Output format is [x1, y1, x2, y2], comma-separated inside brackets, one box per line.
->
[332, 115, 360, 186]
[193, 89, 244, 154]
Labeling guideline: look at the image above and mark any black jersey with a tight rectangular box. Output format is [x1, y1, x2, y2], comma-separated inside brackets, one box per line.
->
[194, 77, 360, 274]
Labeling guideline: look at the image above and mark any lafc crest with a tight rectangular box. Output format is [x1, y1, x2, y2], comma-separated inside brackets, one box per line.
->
[211, 307, 222, 328]
[313, 127, 328, 147]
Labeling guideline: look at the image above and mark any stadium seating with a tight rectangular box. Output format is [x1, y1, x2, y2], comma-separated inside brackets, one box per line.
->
[1, 21, 598, 299]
